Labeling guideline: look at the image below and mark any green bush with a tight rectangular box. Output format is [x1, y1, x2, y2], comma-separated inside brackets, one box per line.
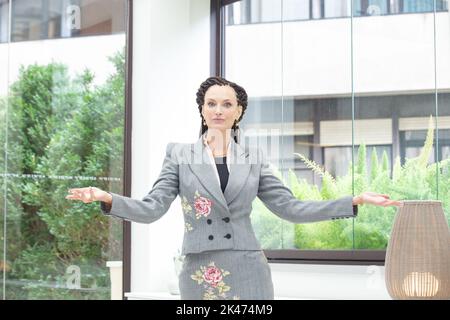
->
[252, 116, 449, 250]
[0, 49, 125, 299]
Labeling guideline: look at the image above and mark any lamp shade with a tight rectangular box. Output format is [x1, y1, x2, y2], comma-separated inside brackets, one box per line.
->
[385, 200, 450, 299]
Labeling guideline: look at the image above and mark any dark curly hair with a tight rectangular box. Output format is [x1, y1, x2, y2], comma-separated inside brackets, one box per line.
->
[196, 76, 248, 144]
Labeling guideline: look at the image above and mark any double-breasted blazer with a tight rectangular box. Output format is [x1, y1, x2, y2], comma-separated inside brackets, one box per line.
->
[100, 133, 356, 255]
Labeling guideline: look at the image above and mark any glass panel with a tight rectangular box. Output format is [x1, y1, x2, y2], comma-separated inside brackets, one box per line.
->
[11, 0, 126, 42]
[225, 0, 448, 256]
[2, 0, 126, 300]
[225, 0, 354, 250]
[436, 5, 450, 227]
[0, 0, 8, 299]
[352, 0, 437, 249]
[283, 7, 354, 250]
[225, 0, 290, 249]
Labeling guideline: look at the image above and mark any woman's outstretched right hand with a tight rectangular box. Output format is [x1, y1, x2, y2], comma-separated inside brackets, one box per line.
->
[65, 186, 111, 204]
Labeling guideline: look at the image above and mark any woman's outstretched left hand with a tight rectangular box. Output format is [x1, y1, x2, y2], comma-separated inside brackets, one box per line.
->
[353, 192, 403, 207]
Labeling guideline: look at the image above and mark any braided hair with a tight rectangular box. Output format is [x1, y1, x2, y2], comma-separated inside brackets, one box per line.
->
[196, 76, 248, 144]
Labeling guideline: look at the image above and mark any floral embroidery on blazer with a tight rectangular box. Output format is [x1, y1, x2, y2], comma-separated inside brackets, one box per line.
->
[181, 196, 192, 215]
[181, 191, 213, 233]
[193, 191, 212, 219]
[190, 262, 240, 300]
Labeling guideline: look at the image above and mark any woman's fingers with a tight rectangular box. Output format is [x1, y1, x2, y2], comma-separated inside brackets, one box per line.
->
[364, 191, 390, 198]
[380, 199, 402, 207]
[364, 194, 402, 207]
[66, 189, 81, 200]
[390, 200, 403, 207]
[66, 187, 95, 203]
[81, 188, 93, 203]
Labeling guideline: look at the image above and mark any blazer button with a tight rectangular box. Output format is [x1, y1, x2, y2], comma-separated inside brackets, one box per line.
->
[208, 235, 214, 240]
[222, 217, 230, 223]
[224, 234, 231, 239]
[207, 219, 212, 225]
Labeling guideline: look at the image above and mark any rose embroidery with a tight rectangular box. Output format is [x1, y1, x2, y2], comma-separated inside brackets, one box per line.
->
[202, 265, 223, 287]
[193, 191, 212, 219]
[182, 191, 213, 232]
[191, 262, 238, 300]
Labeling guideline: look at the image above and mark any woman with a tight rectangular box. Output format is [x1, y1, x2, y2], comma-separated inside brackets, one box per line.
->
[66, 76, 402, 300]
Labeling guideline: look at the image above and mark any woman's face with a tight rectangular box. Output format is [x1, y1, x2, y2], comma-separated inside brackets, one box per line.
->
[201, 85, 243, 133]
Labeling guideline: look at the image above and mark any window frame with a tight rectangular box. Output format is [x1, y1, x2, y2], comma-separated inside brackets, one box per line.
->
[123, 0, 132, 300]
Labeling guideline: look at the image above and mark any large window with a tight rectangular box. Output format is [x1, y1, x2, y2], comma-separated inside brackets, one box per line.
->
[222, 0, 450, 263]
[1, 0, 127, 299]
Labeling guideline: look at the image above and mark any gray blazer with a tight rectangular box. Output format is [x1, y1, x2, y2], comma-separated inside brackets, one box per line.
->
[100, 134, 356, 255]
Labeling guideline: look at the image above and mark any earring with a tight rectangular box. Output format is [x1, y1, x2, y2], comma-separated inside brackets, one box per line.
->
[203, 119, 207, 126]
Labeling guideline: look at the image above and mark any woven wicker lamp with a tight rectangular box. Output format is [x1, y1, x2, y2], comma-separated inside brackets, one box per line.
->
[385, 200, 450, 299]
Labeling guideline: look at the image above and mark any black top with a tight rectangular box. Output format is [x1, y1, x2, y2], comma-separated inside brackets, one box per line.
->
[214, 156, 229, 193]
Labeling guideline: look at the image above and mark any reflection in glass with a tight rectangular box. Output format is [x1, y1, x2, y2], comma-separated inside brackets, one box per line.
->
[352, 0, 441, 248]
[225, 0, 449, 25]
[1, 0, 126, 300]
[225, 0, 356, 250]
[11, 0, 126, 42]
[224, 0, 449, 252]
[403, 0, 447, 12]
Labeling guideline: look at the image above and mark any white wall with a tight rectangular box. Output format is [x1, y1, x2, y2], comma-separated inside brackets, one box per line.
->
[131, 0, 210, 293]
[270, 263, 390, 300]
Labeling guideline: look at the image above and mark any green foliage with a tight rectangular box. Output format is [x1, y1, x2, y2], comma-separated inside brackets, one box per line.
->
[370, 147, 379, 182]
[381, 150, 389, 175]
[356, 144, 367, 176]
[251, 115, 449, 250]
[0, 49, 125, 299]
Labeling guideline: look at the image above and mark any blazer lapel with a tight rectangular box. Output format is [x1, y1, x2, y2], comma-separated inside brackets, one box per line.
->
[184, 134, 251, 211]
[223, 138, 251, 205]
[185, 136, 229, 211]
